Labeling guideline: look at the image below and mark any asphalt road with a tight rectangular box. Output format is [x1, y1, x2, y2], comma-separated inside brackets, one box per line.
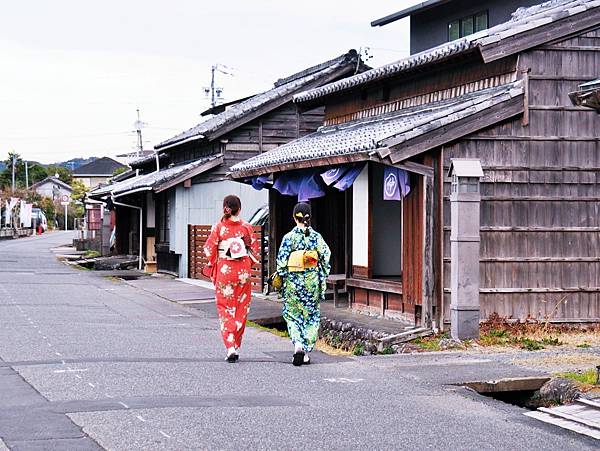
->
[0, 232, 596, 450]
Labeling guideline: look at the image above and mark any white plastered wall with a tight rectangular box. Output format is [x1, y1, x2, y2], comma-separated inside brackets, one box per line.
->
[352, 165, 369, 268]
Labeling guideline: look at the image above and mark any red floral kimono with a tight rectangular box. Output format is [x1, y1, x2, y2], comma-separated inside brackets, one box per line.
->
[203, 218, 259, 349]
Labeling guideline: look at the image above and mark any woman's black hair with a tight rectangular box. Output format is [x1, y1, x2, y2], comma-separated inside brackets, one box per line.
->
[293, 202, 311, 237]
[222, 195, 241, 221]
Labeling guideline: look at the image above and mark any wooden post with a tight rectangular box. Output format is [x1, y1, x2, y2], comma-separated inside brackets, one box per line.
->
[422, 174, 434, 329]
[521, 69, 530, 127]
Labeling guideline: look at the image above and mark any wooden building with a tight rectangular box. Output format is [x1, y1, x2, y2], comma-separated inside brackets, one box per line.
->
[231, 0, 600, 326]
[90, 51, 363, 277]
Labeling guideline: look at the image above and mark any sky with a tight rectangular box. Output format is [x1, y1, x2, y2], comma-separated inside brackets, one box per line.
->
[0, 1, 418, 164]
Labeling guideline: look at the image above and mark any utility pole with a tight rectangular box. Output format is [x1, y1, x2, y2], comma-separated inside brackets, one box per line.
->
[11, 153, 16, 193]
[204, 64, 232, 109]
[135, 109, 144, 157]
[25, 161, 29, 189]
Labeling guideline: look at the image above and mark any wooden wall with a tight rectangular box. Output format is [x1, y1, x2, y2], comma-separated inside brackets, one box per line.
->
[442, 28, 600, 322]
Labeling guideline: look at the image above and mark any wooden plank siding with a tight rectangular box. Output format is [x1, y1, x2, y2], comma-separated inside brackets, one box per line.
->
[441, 29, 600, 322]
[188, 224, 265, 291]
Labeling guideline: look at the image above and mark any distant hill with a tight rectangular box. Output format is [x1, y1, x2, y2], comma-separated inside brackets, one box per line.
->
[0, 157, 100, 173]
[55, 157, 98, 171]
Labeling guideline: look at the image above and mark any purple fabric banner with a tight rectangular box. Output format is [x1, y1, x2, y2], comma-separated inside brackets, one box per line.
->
[333, 164, 364, 191]
[383, 167, 410, 200]
[251, 175, 270, 191]
[273, 171, 326, 201]
[321, 167, 346, 186]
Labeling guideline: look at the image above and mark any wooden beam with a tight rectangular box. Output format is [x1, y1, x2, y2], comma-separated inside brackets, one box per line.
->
[461, 135, 600, 141]
[371, 156, 434, 178]
[230, 152, 369, 178]
[480, 9, 600, 63]
[388, 96, 524, 164]
[421, 174, 434, 329]
[521, 69, 530, 127]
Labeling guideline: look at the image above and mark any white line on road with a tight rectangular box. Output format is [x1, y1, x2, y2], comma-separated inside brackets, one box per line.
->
[136, 415, 146, 422]
[119, 401, 129, 409]
[159, 431, 171, 438]
[323, 377, 364, 383]
[105, 393, 113, 398]
[74, 374, 82, 379]
[88, 382, 95, 388]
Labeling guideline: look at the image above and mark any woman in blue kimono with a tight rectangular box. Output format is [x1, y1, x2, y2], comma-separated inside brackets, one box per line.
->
[276, 202, 331, 366]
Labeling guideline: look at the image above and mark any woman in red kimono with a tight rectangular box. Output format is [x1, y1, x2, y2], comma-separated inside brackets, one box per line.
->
[204, 195, 259, 363]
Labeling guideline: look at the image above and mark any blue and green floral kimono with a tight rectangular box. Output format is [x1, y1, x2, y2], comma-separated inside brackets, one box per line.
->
[276, 226, 331, 352]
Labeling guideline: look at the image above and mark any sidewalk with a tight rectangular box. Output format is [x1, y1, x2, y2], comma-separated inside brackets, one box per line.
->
[125, 275, 416, 339]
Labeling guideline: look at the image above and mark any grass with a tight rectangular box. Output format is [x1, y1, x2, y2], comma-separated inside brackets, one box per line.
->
[352, 342, 365, 356]
[379, 346, 394, 355]
[246, 320, 289, 338]
[560, 368, 599, 386]
[84, 250, 101, 258]
[71, 264, 91, 271]
[413, 337, 441, 351]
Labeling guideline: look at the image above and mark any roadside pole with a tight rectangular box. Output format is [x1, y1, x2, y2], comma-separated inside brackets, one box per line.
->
[60, 194, 70, 231]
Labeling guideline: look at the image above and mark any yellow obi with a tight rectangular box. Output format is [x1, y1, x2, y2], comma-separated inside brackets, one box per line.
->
[288, 250, 319, 272]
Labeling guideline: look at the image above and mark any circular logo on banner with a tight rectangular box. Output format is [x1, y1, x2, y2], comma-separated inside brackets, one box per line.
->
[324, 168, 340, 179]
[384, 172, 398, 198]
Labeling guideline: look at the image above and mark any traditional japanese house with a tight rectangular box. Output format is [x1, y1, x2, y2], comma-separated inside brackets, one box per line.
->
[231, 0, 600, 326]
[91, 51, 364, 277]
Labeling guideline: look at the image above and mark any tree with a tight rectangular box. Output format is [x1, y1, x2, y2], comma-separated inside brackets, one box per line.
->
[113, 167, 128, 177]
[0, 152, 48, 190]
[46, 165, 73, 185]
[71, 179, 89, 203]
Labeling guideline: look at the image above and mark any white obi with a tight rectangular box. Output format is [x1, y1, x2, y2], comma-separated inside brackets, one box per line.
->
[218, 237, 248, 260]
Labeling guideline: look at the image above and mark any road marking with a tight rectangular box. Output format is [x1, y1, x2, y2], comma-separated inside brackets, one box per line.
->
[88, 382, 95, 388]
[136, 415, 146, 422]
[159, 431, 171, 438]
[105, 393, 113, 398]
[118, 401, 129, 409]
[74, 374, 82, 379]
[168, 314, 192, 317]
[54, 368, 89, 373]
[55, 352, 62, 356]
[323, 377, 364, 384]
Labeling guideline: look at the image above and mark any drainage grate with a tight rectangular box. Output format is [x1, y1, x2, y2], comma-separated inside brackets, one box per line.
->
[461, 377, 550, 409]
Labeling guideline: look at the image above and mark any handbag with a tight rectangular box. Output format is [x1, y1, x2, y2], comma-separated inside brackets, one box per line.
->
[268, 272, 283, 291]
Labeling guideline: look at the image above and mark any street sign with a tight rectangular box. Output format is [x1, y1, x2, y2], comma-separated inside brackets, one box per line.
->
[60, 194, 70, 206]
[60, 201, 70, 206]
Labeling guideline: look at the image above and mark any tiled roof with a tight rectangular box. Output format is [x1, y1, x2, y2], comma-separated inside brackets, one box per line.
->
[128, 152, 168, 169]
[89, 155, 222, 198]
[231, 81, 523, 175]
[155, 50, 360, 150]
[295, 0, 600, 103]
[30, 176, 73, 191]
[72, 157, 127, 176]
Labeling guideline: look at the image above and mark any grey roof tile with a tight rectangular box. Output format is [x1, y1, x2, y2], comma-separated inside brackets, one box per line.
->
[89, 155, 221, 197]
[232, 81, 523, 175]
[294, 0, 598, 103]
[155, 51, 359, 150]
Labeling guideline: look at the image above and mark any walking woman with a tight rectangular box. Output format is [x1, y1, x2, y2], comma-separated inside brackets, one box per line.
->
[276, 202, 331, 366]
[204, 195, 259, 363]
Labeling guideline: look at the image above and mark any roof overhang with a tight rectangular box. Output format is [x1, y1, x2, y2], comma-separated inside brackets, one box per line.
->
[231, 82, 524, 179]
[371, 0, 451, 27]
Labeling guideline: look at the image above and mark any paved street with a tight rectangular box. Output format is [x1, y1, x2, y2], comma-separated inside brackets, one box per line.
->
[0, 232, 597, 450]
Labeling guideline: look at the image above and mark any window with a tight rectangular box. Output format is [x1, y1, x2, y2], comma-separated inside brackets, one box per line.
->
[448, 10, 488, 41]
[157, 195, 170, 243]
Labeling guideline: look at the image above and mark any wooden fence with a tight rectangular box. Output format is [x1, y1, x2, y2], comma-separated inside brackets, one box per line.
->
[188, 224, 267, 292]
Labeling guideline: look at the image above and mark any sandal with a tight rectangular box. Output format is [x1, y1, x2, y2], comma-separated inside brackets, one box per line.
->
[293, 351, 305, 366]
